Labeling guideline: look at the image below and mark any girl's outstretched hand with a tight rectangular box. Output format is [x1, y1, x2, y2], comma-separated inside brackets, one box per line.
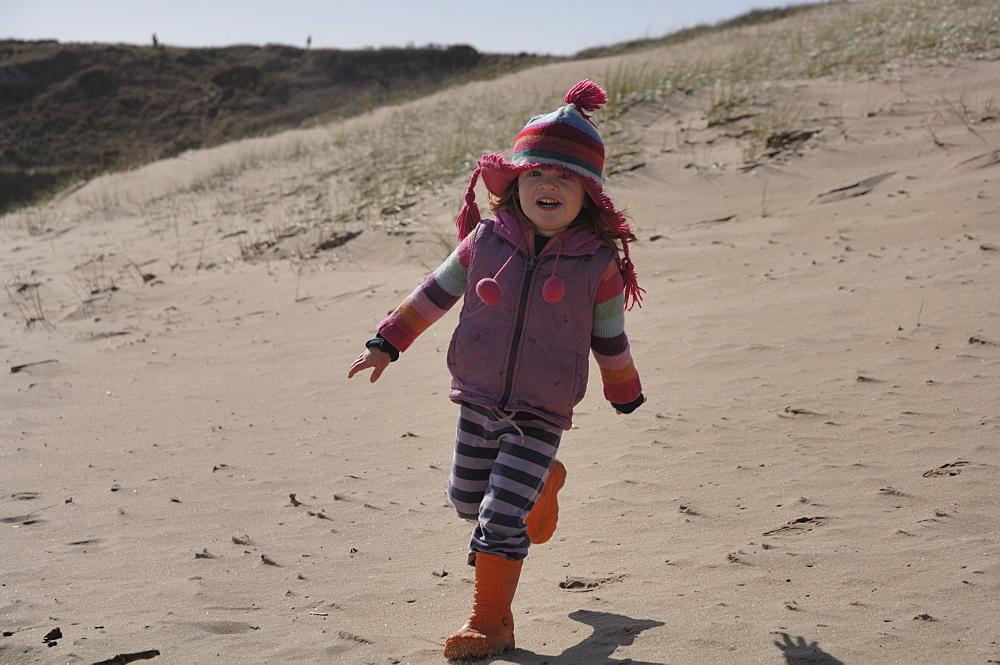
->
[347, 348, 391, 383]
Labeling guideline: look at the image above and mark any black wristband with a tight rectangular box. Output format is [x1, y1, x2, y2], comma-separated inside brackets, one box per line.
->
[611, 393, 645, 414]
[365, 336, 399, 362]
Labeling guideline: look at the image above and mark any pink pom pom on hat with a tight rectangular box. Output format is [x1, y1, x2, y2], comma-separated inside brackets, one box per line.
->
[455, 80, 644, 310]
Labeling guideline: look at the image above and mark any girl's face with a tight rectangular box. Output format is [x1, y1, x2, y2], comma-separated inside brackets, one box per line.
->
[517, 168, 586, 237]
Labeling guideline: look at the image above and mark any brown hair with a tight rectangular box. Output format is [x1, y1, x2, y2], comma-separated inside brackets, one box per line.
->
[488, 177, 636, 251]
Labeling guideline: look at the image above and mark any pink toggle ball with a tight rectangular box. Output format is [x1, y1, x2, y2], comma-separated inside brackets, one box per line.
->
[476, 278, 502, 305]
[542, 276, 565, 303]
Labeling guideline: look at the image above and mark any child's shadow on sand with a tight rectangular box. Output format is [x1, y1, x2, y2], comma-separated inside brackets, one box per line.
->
[501, 609, 665, 664]
[480, 616, 844, 665]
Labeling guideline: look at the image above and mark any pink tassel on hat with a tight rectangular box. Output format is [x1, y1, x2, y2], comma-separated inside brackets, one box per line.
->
[618, 237, 644, 311]
[455, 166, 483, 240]
[565, 80, 608, 118]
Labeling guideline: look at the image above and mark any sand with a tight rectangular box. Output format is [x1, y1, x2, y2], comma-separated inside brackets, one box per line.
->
[2, 18, 999, 665]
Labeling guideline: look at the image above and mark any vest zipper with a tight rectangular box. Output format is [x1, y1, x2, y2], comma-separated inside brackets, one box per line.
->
[499, 255, 537, 408]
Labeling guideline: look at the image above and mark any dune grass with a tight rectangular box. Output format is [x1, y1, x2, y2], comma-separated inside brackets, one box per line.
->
[604, 0, 998, 104]
[597, 0, 998, 170]
[4, 268, 47, 329]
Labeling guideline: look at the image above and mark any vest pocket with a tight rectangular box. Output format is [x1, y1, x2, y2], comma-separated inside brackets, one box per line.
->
[515, 345, 587, 416]
[447, 321, 505, 402]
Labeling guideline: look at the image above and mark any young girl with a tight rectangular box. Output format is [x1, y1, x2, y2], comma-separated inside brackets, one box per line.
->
[347, 80, 645, 660]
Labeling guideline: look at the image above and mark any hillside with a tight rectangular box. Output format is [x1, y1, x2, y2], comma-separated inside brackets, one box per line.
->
[0, 40, 550, 212]
[0, 2, 861, 215]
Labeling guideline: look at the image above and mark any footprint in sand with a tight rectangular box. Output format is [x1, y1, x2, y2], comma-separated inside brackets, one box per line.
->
[763, 516, 827, 536]
[559, 574, 626, 592]
[923, 460, 969, 477]
[337, 630, 374, 645]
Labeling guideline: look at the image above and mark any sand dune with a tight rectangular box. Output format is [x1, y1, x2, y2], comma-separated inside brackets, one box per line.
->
[2, 2, 999, 663]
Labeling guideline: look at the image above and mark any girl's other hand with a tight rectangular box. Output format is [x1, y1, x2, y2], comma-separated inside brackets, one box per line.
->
[347, 348, 391, 383]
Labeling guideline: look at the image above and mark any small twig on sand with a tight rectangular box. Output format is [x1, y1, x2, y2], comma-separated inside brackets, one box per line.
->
[92, 649, 161, 665]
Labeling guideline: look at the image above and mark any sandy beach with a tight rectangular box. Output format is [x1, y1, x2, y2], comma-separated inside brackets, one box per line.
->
[2, 2, 999, 662]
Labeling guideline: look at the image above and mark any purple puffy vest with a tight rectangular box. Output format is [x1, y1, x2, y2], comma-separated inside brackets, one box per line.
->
[447, 212, 616, 430]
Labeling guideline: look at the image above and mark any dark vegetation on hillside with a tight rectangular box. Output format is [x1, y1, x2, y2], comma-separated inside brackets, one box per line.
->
[0, 41, 553, 212]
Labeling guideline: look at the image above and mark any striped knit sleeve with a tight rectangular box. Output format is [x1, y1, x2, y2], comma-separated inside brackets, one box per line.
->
[591, 259, 642, 405]
[376, 234, 472, 352]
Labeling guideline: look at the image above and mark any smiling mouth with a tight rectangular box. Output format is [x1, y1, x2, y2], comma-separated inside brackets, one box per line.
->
[537, 198, 561, 209]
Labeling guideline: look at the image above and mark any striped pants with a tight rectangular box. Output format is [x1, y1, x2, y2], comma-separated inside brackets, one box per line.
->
[448, 402, 563, 561]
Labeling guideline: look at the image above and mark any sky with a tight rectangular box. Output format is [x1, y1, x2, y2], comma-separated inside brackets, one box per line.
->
[4, 0, 827, 56]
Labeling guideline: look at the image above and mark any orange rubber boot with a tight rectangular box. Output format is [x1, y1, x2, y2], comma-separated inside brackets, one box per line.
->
[525, 459, 566, 544]
[444, 553, 523, 660]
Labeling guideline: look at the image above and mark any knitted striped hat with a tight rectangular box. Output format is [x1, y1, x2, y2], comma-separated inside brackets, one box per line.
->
[506, 84, 606, 184]
[455, 80, 643, 309]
